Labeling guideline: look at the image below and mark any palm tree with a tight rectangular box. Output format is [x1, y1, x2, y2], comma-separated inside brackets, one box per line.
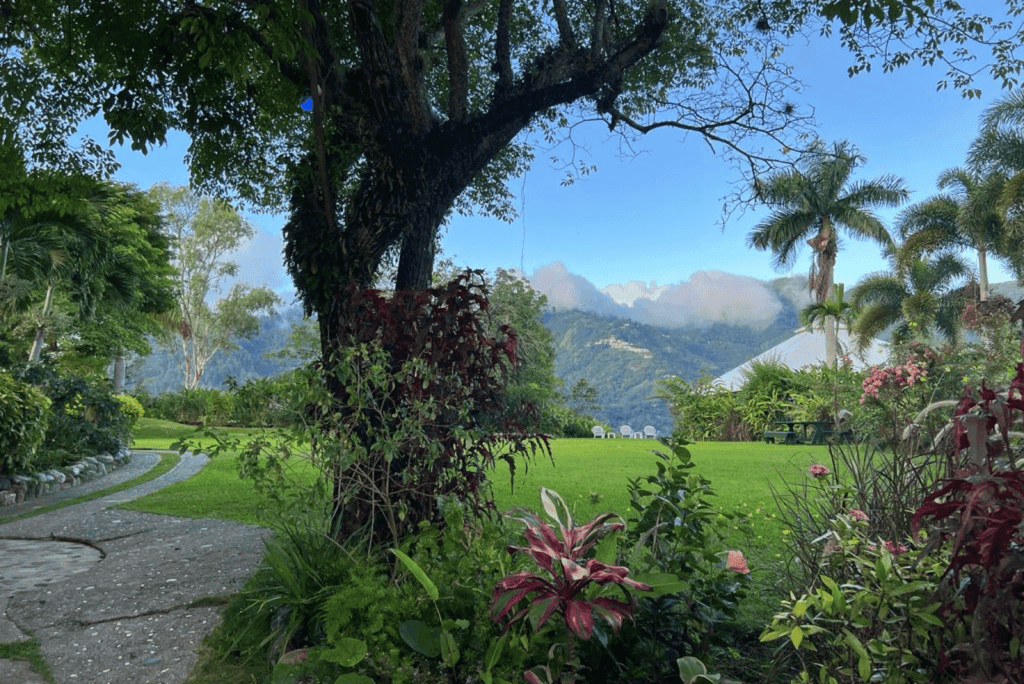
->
[748, 139, 909, 364]
[850, 252, 972, 349]
[966, 90, 1024, 279]
[897, 167, 1023, 302]
[801, 283, 856, 368]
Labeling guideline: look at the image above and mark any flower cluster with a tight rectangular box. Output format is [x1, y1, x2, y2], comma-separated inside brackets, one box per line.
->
[725, 550, 750, 574]
[808, 464, 829, 478]
[882, 540, 909, 555]
[848, 509, 869, 522]
[859, 360, 928, 404]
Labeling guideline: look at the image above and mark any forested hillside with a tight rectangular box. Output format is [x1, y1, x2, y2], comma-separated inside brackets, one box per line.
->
[544, 304, 800, 431]
[127, 275, 818, 430]
[126, 307, 307, 394]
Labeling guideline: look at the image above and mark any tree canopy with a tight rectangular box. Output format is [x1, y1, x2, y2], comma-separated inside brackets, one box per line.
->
[6, 0, 1024, 317]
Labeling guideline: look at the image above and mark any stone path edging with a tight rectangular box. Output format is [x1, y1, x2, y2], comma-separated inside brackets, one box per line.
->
[0, 448, 134, 508]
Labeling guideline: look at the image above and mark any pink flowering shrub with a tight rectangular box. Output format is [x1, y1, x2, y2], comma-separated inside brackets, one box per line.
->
[808, 464, 829, 478]
[858, 358, 937, 453]
[860, 360, 928, 404]
[725, 550, 750, 574]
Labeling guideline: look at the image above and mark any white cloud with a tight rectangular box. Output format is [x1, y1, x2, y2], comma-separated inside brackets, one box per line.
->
[603, 280, 670, 306]
[529, 263, 786, 329]
[530, 262, 626, 318]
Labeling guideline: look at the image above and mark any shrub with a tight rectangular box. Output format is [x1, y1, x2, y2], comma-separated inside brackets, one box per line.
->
[772, 440, 948, 593]
[15, 364, 129, 468]
[0, 372, 52, 475]
[491, 487, 653, 684]
[539, 403, 597, 438]
[189, 273, 550, 549]
[115, 394, 145, 427]
[147, 387, 235, 425]
[738, 360, 804, 437]
[576, 439, 751, 684]
[226, 371, 308, 427]
[762, 511, 949, 684]
[659, 374, 748, 441]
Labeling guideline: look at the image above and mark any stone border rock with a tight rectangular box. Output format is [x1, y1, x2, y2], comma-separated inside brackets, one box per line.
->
[0, 446, 132, 507]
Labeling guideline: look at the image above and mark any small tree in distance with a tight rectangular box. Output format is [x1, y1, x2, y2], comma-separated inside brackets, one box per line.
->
[149, 184, 280, 390]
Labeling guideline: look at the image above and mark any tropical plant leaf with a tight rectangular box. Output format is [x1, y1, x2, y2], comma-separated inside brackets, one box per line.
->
[398, 619, 442, 658]
[390, 548, 439, 601]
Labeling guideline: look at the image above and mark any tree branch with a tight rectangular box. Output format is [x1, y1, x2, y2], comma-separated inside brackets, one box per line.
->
[551, 0, 577, 49]
[494, 0, 514, 96]
[444, 0, 469, 120]
[396, 0, 430, 131]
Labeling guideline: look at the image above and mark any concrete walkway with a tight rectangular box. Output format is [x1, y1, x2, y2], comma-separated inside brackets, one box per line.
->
[0, 451, 270, 684]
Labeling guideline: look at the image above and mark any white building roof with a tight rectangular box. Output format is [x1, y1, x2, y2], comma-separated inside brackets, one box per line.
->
[714, 327, 890, 391]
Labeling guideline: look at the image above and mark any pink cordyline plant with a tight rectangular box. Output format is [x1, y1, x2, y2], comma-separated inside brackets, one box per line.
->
[491, 487, 651, 683]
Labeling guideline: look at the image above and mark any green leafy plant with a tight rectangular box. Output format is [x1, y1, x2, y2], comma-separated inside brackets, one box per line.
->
[772, 439, 948, 592]
[16, 363, 130, 467]
[578, 439, 750, 684]
[0, 371, 51, 475]
[391, 548, 469, 669]
[114, 394, 144, 427]
[243, 519, 358, 659]
[659, 375, 747, 442]
[491, 487, 652, 684]
[762, 511, 948, 684]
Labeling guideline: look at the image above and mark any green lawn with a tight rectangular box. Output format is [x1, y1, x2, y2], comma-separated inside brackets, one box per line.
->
[123, 420, 835, 572]
[493, 438, 832, 522]
[124, 421, 840, 638]
[121, 418, 311, 524]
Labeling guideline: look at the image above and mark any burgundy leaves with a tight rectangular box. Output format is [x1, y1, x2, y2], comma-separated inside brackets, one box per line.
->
[490, 487, 651, 641]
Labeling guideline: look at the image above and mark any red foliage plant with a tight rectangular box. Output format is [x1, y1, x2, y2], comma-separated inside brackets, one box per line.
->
[912, 362, 1024, 681]
[319, 271, 550, 546]
[491, 487, 652, 642]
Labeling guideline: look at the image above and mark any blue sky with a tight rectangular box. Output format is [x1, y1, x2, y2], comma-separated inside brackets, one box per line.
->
[105, 15, 1021, 311]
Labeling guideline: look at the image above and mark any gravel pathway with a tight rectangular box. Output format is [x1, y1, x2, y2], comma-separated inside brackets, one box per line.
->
[0, 451, 270, 684]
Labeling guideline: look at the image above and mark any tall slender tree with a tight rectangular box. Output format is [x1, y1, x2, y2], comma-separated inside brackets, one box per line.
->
[150, 184, 280, 389]
[801, 283, 855, 368]
[748, 139, 909, 362]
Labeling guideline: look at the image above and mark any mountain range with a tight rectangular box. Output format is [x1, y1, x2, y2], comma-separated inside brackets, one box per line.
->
[126, 272, 1024, 432]
[126, 275, 816, 431]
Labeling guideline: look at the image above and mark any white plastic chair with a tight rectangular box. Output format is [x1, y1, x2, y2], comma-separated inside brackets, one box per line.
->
[591, 426, 606, 438]
[619, 425, 633, 438]
[643, 426, 657, 439]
